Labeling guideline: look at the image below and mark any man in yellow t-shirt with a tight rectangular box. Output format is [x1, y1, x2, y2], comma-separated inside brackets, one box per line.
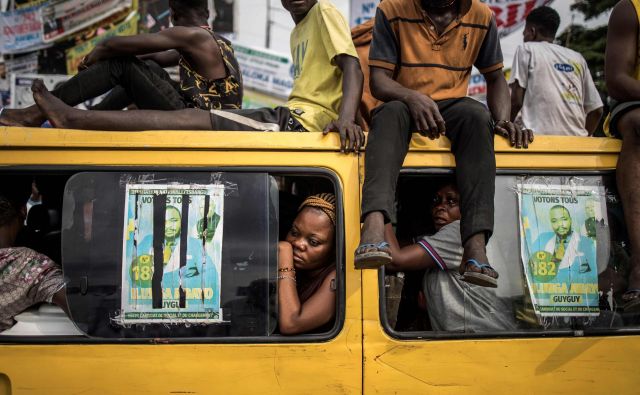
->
[21, 0, 365, 153]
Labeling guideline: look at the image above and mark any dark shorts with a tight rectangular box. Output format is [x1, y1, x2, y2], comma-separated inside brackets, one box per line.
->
[208, 106, 306, 132]
[608, 100, 640, 138]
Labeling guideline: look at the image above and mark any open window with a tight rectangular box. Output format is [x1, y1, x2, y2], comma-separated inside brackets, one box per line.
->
[0, 169, 342, 342]
[382, 171, 640, 339]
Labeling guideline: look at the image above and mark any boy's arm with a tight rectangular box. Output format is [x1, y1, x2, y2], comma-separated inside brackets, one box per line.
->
[384, 223, 438, 272]
[509, 83, 525, 122]
[323, 54, 365, 154]
[80, 27, 204, 69]
[585, 107, 604, 136]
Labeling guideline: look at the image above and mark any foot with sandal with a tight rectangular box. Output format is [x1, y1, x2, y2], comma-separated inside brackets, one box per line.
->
[355, 185, 499, 288]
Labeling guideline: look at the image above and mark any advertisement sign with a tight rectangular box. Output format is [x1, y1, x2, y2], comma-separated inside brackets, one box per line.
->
[121, 184, 224, 324]
[9, 73, 69, 108]
[0, 5, 49, 54]
[65, 11, 138, 74]
[518, 183, 605, 317]
[9, 73, 109, 109]
[482, 0, 553, 37]
[4, 51, 38, 75]
[41, 0, 132, 43]
[234, 43, 293, 100]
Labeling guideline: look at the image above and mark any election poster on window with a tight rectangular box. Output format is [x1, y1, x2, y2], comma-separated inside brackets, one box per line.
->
[121, 184, 224, 324]
[517, 183, 606, 317]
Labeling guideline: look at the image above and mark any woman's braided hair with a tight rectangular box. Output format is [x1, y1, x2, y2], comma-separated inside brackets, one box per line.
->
[298, 193, 336, 226]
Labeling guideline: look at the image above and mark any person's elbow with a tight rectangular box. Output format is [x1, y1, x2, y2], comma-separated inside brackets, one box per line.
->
[279, 318, 303, 335]
[483, 68, 504, 86]
[369, 75, 387, 101]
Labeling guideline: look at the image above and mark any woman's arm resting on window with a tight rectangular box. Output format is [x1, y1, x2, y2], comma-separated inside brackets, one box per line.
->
[277, 241, 337, 335]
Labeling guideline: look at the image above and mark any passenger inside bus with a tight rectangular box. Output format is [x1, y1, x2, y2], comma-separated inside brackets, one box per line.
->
[278, 193, 337, 335]
[0, 181, 68, 331]
[0, 173, 339, 337]
[383, 181, 517, 332]
[385, 174, 640, 334]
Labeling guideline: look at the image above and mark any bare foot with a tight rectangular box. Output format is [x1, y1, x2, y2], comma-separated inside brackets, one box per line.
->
[0, 105, 45, 127]
[31, 79, 74, 128]
[0, 108, 27, 127]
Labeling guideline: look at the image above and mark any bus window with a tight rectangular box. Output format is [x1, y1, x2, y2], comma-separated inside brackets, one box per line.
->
[1, 170, 342, 341]
[382, 172, 639, 339]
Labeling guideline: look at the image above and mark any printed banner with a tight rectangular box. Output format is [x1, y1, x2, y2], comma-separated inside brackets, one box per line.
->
[349, 0, 553, 37]
[234, 43, 293, 100]
[482, 0, 553, 37]
[121, 184, 224, 324]
[42, 0, 132, 43]
[9, 73, 107, 109]
[9, 73, 69, 108]
[350, 0, 378, 27]
[14, 0, 49, 9]
[65, 11, 138, 75]
[4, 51, 38, 75]
[0, 5, 50, 54]
[518, 184, 605, 317]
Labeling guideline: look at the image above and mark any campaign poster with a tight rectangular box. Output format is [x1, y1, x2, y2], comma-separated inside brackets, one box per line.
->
[121, 184, 224, 324]
[518, 183, 605, 317]
[41, 0, 132, 43]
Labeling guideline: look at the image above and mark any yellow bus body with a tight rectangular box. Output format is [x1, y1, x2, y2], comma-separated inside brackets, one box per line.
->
[0, 127, 636, 394]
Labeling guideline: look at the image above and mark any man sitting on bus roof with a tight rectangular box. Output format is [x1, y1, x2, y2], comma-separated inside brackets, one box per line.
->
[604, 0, 640, 312]
[384, 182, 516, 332]
[18, 0, 365, 153]
[354, 0, 533, 288]
[0, 0, 242, 126]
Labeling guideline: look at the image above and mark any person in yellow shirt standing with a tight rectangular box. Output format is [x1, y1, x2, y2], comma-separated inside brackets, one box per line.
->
[23, 0, 365, 153]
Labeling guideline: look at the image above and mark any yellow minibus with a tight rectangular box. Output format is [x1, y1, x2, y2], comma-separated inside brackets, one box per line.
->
[0, 127, 636, 394]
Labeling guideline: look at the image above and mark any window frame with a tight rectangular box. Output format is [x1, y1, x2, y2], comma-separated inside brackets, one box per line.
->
[0, 165, 346, 345]
[380, 168, 640, 341]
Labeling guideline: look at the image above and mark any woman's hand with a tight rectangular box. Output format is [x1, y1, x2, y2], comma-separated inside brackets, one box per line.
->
[278, 241, 293, 269]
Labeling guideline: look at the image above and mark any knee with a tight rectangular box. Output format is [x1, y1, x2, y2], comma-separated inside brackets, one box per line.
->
[370, 101, 411, 134]
[618, 110, 640, 145]
[464, 101, 492, 129]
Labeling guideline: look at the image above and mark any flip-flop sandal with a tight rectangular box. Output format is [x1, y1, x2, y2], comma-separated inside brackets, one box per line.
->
[623, 289, 640, 313]
[460, 259, 498, 288]
[354, 241, 392, 269]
